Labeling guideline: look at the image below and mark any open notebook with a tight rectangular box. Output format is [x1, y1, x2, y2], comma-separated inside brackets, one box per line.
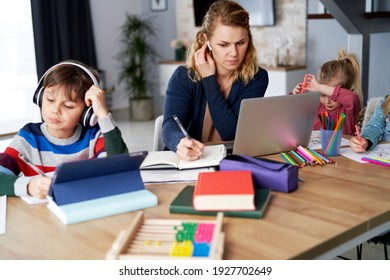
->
[140, 144, 226, 170]
[232, 93, 320, 157]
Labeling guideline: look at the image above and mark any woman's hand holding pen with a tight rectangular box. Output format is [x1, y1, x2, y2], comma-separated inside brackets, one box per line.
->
[194, 42, 215, 78]
[176, 137, 204, 161]
[350, 136, 368, 153]
[27, 176, 52, 199]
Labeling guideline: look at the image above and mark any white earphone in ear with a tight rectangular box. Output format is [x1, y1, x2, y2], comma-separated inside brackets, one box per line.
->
[207, 41, 212, 51]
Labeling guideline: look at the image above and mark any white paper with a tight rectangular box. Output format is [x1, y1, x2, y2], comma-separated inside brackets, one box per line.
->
[340, 142, 390, 163]
[0, 195, 6, 235]
[21, 196, 48, 205]
[141, 167, 215, 184]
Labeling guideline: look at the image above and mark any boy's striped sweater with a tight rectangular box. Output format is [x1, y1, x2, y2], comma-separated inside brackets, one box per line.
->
[0, 114, 128, 196]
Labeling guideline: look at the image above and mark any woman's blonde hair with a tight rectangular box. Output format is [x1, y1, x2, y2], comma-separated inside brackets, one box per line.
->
[186, 0, 259, 84]
[318, 49, 363, 106]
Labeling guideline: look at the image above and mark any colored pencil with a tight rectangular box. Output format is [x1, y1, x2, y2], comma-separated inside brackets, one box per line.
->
[287, 151, 303, 168]
[324, 113, 345, 155]
[295, 148, 315, 166]
[308, 148, 330, 164]
[280, 152, 298, 166]
[361, 157, 390, 167]
[304, 147, 325, 165]
[297, 146, 315, 163]
[355, 124, 362, 142]
[290, 150, 307, 165]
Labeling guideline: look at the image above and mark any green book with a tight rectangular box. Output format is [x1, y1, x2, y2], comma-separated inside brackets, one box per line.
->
[169, 185, 271, 219]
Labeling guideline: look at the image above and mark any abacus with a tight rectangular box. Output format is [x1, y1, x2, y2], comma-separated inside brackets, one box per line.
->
[106, 211, 225, 259]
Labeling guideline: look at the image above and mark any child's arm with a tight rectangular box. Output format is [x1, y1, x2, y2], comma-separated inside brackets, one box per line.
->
[0, 172, 17, 196]
[102, 126, 129, 155]
[0, 171, 50, 198]
[360, 96, 387, 148]
[85, 85, 129, 156]
[304, 74, 334, 96]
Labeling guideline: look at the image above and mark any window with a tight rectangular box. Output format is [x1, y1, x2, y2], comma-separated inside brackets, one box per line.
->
[0, 0, 40, 136]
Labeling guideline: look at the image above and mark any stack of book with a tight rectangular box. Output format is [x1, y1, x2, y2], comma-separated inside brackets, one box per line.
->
[170, 170, 270, 219]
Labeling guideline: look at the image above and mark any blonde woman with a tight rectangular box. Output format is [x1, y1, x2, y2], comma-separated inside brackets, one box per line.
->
[162, 0, 269, 160]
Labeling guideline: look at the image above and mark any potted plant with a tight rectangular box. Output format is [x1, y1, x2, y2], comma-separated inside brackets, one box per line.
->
[117, 14, 158, 120]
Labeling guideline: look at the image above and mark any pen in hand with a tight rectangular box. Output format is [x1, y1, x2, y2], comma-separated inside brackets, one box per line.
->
[173, 115, 203, 159]
[355, 124, 362, 142]
[19, 153, 47, 177]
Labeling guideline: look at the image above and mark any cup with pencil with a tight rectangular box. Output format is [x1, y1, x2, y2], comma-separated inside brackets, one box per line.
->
[319, 112, 345, 156]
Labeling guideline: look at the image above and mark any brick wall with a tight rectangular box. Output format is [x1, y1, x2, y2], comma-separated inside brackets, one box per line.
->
[175, 0, 306, 67]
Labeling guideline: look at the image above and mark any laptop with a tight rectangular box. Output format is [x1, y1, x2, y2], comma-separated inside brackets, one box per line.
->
[231, 93, 320, 157]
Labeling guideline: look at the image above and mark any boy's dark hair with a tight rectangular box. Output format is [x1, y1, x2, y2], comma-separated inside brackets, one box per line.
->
[43, 60, 100, 101]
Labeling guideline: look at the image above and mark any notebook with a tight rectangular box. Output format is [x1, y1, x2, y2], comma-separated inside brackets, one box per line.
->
[232, 93, 320, 157]
[140, 144, 226, 170]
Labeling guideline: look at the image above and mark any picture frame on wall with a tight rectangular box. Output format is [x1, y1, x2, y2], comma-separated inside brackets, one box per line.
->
[150, 0, 167, 12]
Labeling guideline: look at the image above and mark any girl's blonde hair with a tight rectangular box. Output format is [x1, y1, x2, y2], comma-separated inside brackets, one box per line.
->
[382, 94, 390, 116]
[185, 0, 259, 84]
[318, 49, 363, 106]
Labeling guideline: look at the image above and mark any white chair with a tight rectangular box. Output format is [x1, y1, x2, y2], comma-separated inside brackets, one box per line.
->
[152, 115, 164, 151]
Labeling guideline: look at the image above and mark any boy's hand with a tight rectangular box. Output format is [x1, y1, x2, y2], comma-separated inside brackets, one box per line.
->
[85, 85, 109, 119]
[27, 176, 52, 199]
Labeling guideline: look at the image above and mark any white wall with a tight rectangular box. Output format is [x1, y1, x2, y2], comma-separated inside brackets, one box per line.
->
[89, 0, 142, 110]
[369, 32, 390, 98]
[307, 18, 390, 101]
[90, 0, 176, 114]
[306, 19, 348, 77]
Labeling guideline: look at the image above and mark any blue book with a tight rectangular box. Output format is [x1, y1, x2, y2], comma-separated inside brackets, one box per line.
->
[46, 152, 158, 225]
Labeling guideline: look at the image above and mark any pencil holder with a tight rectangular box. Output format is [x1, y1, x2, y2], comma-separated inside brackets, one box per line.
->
[320, 128, 342, 156]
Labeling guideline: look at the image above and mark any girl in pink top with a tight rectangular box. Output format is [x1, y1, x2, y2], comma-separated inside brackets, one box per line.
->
[292, 49, 362, 135]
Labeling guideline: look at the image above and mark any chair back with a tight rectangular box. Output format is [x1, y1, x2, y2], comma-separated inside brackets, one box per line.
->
[153, 115, 164, 151]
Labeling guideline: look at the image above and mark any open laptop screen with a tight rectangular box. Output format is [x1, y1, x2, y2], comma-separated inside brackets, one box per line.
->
[232, 93, 320, 157]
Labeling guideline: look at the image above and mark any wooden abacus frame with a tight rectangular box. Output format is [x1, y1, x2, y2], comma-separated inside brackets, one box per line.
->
[106, 211, 225, 260]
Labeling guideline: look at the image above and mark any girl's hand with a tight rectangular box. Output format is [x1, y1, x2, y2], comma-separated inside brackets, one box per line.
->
[27, 176, 52, 199]
[304, 74, 321, 92]
[194, 42, 216, 78]
[176, 137, 205, 161]
[350, 136, 368, 153]
[292, 83, 304, 94]
[85, 85, 109, 119]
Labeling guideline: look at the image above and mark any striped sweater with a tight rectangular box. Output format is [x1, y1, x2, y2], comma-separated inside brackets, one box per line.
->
[0, 113, 128, 196]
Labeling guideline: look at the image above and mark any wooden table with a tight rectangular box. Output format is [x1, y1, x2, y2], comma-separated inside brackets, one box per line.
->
[1, 154, 389, 260]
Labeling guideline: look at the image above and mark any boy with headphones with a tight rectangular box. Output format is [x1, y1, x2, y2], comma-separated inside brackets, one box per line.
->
[0, 61, 128, 199]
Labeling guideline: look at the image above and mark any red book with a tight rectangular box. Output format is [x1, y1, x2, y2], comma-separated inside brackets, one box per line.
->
[193, 170, 255, 211]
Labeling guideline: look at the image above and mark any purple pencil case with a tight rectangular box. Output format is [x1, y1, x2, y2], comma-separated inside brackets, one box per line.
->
[219, 154, 298, 193]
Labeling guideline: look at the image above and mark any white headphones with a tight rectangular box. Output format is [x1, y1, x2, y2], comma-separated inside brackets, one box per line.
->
[33, 61, 98, 128]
